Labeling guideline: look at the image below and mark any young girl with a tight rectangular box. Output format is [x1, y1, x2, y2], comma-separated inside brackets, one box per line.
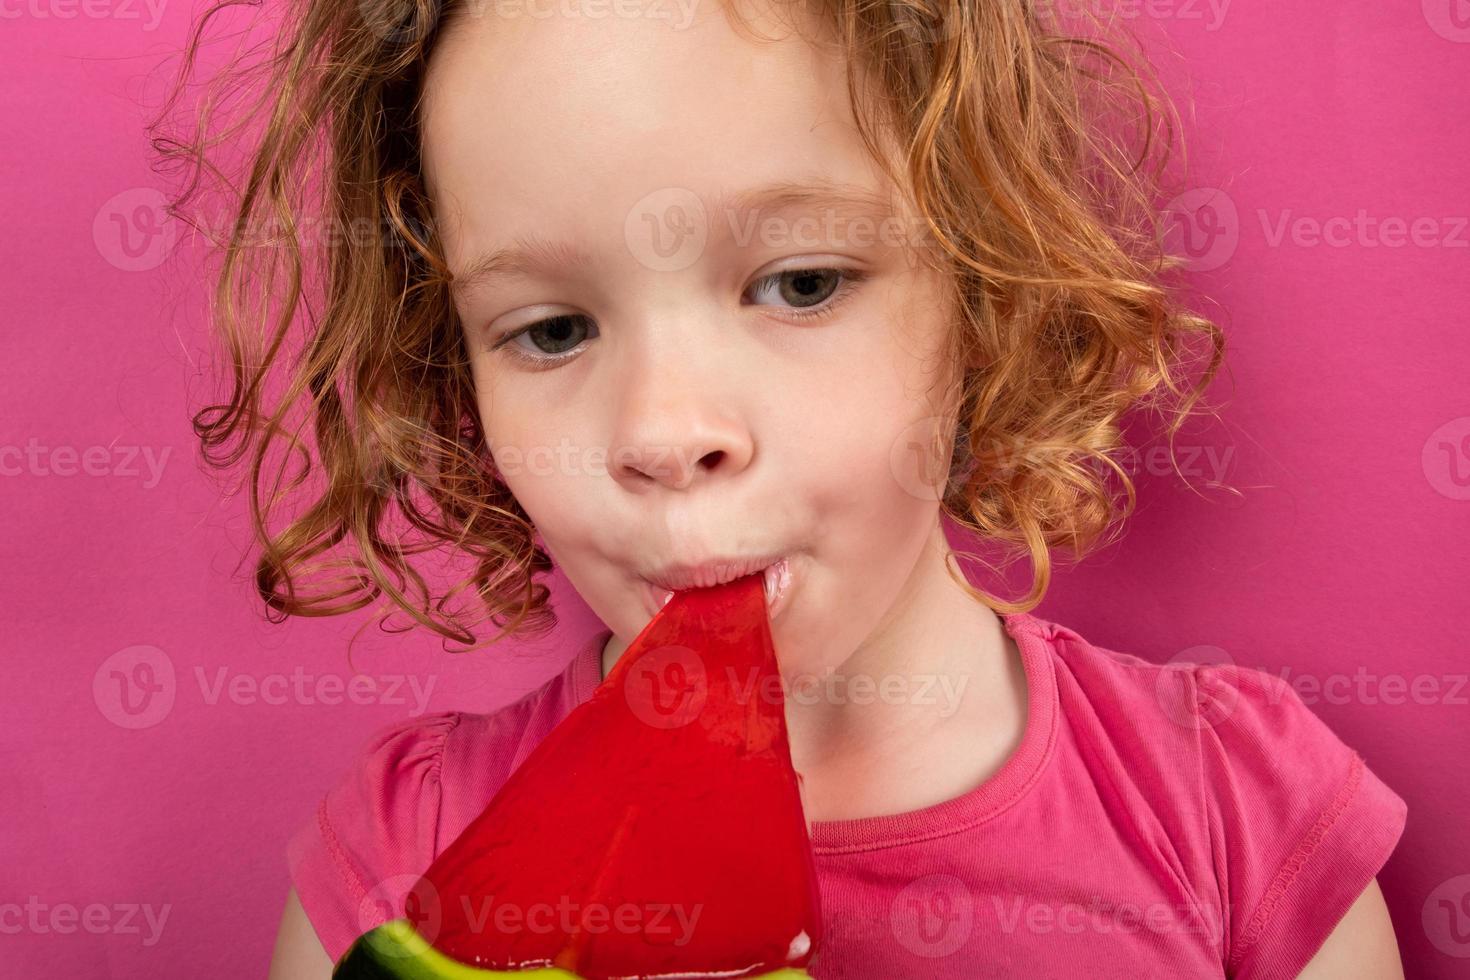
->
[153, 0, 1408, 976]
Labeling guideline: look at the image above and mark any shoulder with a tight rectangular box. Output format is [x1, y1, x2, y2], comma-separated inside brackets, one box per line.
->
[283, 709, 463, 962]
[1187, 658, 1408, 978]
[1025, 613, 1389, 783]
[284, 629, 606, 963]
[1024, 614, 1218, 742]
[1028, 615, 1408, 979]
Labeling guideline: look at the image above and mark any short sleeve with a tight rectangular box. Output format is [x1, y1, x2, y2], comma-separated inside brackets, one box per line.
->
[1193, 663, 1407, 980]
[285, 710, 461, 963]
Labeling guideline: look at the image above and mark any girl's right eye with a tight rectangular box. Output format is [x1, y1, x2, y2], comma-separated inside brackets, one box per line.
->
[491, 314, 598, 369]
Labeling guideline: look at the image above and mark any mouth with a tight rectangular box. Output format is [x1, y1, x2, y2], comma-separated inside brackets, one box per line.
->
[640, 555, 795, 621]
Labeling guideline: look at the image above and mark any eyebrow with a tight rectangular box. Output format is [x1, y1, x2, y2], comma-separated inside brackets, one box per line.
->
[448, 177, 898, 300]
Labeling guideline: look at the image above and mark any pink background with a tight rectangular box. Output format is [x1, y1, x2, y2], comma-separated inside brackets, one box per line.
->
[3, 2, 1467, 977]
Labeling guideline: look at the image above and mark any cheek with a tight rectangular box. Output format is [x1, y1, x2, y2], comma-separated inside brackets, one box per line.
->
[477, 390, 602, 548]
[806, 407, 943, 523]
[790, 361, 945, 523]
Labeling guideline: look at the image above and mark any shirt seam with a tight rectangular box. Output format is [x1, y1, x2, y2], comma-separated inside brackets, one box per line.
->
[809, 703, 1059, 855]
[426, 712, 461, 863]
[314, 712, 462, 902]
[811, 618, 1060, 854]
[1189, 667, 1224, 966]
[1223, 736, 1367, 970]
[316, 796, 369, 904]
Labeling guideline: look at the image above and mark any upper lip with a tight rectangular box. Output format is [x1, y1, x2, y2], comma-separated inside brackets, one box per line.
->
[643, 553, 785, 592]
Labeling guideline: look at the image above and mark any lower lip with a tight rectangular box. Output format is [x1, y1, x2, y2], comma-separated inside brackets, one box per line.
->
[642, 556, 796, 621]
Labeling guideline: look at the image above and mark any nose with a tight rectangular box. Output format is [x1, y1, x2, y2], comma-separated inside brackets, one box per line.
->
[608, 339, 755, 492]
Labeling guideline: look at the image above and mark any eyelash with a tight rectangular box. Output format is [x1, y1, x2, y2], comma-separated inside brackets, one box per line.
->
[489, 266, 871, 370]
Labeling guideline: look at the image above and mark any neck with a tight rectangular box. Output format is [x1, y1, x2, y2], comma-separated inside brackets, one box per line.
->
[779, 520, 1018, 776]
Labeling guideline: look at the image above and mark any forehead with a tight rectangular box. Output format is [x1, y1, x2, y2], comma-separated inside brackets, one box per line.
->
[418, 0, 903, 280]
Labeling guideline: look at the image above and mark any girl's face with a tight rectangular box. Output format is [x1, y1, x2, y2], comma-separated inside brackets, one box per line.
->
[421, 0, 962, 677]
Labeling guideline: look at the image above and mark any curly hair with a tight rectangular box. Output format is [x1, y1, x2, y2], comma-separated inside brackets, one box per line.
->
[148, 0, 1227, 653]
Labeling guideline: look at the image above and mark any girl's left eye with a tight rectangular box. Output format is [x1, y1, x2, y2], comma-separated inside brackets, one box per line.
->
[743, 266, 869, 322]
[487, 266, 869, 370]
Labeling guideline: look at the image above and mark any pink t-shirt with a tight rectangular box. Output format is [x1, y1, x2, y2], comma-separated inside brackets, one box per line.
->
[286, 610, 1407, 979]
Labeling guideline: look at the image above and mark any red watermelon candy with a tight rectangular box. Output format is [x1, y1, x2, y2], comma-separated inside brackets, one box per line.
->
[334, 570, 822, 980]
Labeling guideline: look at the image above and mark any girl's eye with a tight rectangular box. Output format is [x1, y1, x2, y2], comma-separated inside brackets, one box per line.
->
[487, 266, 868, 369]
[491, 314, 598, 369]
[744, 266, 869, 322]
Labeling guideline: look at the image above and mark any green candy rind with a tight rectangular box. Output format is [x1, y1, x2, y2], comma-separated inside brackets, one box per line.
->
[334, 918, 812, 980]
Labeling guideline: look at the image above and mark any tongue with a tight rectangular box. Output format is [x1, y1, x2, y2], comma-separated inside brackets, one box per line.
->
[408, 571, 823, 978]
